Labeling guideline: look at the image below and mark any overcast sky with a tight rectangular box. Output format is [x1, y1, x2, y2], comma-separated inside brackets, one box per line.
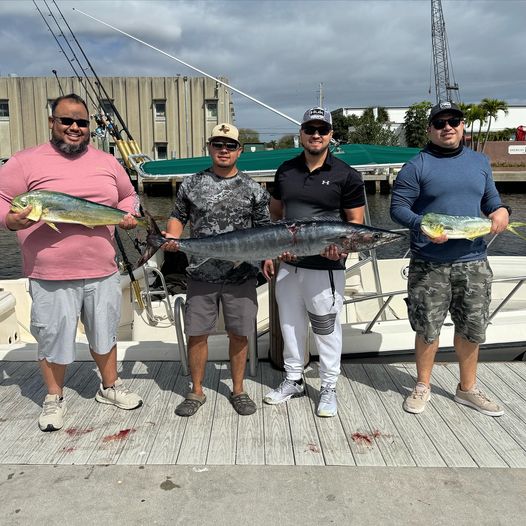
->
[1, 0, 525, 140]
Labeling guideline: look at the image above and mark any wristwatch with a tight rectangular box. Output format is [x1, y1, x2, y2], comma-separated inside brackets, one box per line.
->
[496, 205, 512, 216]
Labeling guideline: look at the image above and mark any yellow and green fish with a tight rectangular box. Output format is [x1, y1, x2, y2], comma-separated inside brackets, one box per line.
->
[11, 190, 150, 233]
[421, 212, 526, 241]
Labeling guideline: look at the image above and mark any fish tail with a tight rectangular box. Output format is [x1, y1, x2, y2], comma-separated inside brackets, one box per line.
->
[507, 222, 526, 241]
[135, 209, 163, 268]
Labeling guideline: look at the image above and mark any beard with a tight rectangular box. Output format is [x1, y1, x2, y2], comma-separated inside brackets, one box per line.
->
[51, 132, 90, 155]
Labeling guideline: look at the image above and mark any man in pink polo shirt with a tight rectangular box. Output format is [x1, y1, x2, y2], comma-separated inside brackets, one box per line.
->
[0, 93, 143, 432]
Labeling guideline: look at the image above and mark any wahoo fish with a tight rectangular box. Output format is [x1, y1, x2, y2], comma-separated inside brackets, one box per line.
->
[421, 212, 526, 241]
[11, 190, 149, 232]
[137, 212, 404, 268]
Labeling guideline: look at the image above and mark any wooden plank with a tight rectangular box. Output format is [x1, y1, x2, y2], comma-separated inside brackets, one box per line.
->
[437, 364, 526, 468]
[206, 364, 238, 465]
[0, 362, 83, 462]
[4, 362, 97, 464]
[0, 362, 39, 404]
[54, 362, 146, 465]
[344, 363, 415, 467]
[24, 363, 102, 465]
[503, 362, 526, 384]
[146, 363, 191, 465]
[285, 365, 324, 466]
[405, 364, 507, 468]
[117, 361, 180, 465]
[491, 363, 526, 405]
[86, 362, 163, 465]
[235, 364, 265, 465]
[337, 365, 385, 466]
[305, 363, 354, 466]
[384, 364, 476, 468]
[261, 363, 294, 465]
[479, 363, 526, 422]
[176, 362, 221, 465]
[363, 363, 446, 467]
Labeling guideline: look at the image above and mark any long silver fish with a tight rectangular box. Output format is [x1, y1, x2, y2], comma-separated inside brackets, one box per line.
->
[137, 212, 404, 267]
[421, 212, 526, 240]
[11, 190, 149, 232]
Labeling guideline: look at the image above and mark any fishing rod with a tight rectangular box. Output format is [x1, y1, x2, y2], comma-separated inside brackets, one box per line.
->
[51, 69, 64, 96]
[72, 7, 303, 127]
[54, 1, 137, 142]
[35, 0, 146, 308]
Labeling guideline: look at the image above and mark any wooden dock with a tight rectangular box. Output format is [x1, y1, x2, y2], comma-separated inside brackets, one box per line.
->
[0, 360, 525, 467]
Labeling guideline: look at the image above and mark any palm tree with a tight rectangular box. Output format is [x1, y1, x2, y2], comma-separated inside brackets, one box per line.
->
[480, 98, 509, 152]
[468, 104, 487, 151]
[458, 102, 474, 148]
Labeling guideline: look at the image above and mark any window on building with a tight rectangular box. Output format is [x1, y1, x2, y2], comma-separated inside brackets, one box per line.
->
[0, 100, 9, 119]
[155, 143, 168, 160]
[205, 100, 218, 120]
[154, 100, 166, 120]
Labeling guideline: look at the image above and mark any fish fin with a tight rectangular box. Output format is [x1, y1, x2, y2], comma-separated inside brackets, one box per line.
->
[507, 222, 526, 241]
[134, 209, 163, 268]
[188, 258, 211, 270]
[233, 261, 243, 268]
[45, 221, 61, 233]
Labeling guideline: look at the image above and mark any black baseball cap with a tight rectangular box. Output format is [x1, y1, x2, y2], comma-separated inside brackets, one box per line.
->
[428, 101, 464, 123]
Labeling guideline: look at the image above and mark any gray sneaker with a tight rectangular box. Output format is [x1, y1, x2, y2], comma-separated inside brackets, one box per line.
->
[317, 385, 337, 417]
[454, 384, 504, 417]
[95, 378, 143, 410]
[263, 378, 304, 405]
[39, 394, 67, 432]
[403, 383, 431, 414]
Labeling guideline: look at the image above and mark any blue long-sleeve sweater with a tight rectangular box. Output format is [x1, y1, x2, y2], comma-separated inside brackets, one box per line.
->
[390, 145, 503, 263]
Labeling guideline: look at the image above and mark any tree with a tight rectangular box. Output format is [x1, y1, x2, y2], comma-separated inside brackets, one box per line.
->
[238, 128, 260, 145]
[468, 104, 487, 151]
[277, 134, 296, 149]
[480, 98, 509, 152]
[403, 101, 432, 148]
[348, 107, 398, 146]
[331, 113, 355, 143]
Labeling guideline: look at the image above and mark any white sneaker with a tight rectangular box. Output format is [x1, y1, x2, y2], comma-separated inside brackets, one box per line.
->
[263, 378, 304, 405]
[95, 378, 143, 410]
[403, 383, 431, 414]
[38, 394, 66, 432]
[317, 385, 337, 417]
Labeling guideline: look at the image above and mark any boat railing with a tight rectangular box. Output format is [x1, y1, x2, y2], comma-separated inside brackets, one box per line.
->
[342, 267, 526, 334]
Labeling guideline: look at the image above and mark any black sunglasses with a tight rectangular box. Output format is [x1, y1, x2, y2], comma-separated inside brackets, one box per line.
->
[301, 124, 332, 136]
[210, 141, 239, 151]
[431, 117, 462, 130]
[53, 116, 90, 128]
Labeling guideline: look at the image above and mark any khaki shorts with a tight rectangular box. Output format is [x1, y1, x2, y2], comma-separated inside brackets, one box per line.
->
[406, 259, 493, 344]
[184, 278, 258, 337]
[29, 273, 121, 364]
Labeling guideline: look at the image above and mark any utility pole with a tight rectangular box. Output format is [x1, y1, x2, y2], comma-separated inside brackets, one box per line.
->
[318, 82, 324, 107]
[431, 0, 460, 103]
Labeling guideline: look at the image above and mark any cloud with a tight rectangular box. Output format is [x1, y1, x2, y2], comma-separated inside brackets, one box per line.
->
[2, 0, 525, 139]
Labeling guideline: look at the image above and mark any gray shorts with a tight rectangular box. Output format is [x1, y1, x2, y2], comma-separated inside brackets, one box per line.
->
[29, 273, 121, 364]
[184, 278, 258, 337]
[406, 259, 493, 344]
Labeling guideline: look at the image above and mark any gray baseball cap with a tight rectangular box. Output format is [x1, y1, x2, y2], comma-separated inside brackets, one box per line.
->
[301, 107, 332, 126]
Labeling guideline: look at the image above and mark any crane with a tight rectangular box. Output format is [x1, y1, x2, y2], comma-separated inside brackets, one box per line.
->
[431, 0, 460, 103]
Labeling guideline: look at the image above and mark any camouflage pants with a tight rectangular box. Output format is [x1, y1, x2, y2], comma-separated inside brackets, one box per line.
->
[406, 258, 493, 344]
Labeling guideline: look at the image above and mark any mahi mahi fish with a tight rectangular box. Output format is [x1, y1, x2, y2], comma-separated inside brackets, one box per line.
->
[420, 212, 526, 240]
[10, 190, 150, 232]
[136, 211, 404, 268]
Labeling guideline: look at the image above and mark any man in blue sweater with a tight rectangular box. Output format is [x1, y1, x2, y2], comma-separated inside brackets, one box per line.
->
[390, 101, 510, 417]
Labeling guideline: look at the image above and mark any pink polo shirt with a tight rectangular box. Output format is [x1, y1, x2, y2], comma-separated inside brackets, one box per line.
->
[0, 143, 139, 280]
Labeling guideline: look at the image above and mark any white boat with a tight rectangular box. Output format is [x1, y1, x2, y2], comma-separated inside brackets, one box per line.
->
[1, 250, 525, 369]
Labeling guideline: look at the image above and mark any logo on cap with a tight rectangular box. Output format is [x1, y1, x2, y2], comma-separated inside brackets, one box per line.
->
[219, 124, 231, 133]
[309, 109, 325, 118]
[439, 102, 452, 110]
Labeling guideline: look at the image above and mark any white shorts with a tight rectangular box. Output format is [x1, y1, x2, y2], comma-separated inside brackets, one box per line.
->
[29, 273, 121, 364]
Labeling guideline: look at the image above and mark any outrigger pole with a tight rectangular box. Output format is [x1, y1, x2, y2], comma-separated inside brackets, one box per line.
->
[72, 8, 303, 127]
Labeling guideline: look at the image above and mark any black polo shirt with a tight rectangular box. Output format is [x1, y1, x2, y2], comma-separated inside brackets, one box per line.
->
[271, 151, 365, 270]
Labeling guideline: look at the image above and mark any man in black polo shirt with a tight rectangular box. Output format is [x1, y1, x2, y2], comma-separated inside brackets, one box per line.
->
[262, 107, 365, 417]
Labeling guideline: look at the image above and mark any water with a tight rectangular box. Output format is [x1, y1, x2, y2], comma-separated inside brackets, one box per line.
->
[0, 191, 524, 280]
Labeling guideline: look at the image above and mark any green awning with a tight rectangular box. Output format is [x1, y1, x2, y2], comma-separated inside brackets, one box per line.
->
[140, 143, 420, 176]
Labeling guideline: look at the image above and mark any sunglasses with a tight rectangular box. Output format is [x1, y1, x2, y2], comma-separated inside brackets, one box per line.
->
[431, 117, 462, 130]
[301, 124, 332, 136]
[210, 141, 239, 151]
[53, 116, 90, 128]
